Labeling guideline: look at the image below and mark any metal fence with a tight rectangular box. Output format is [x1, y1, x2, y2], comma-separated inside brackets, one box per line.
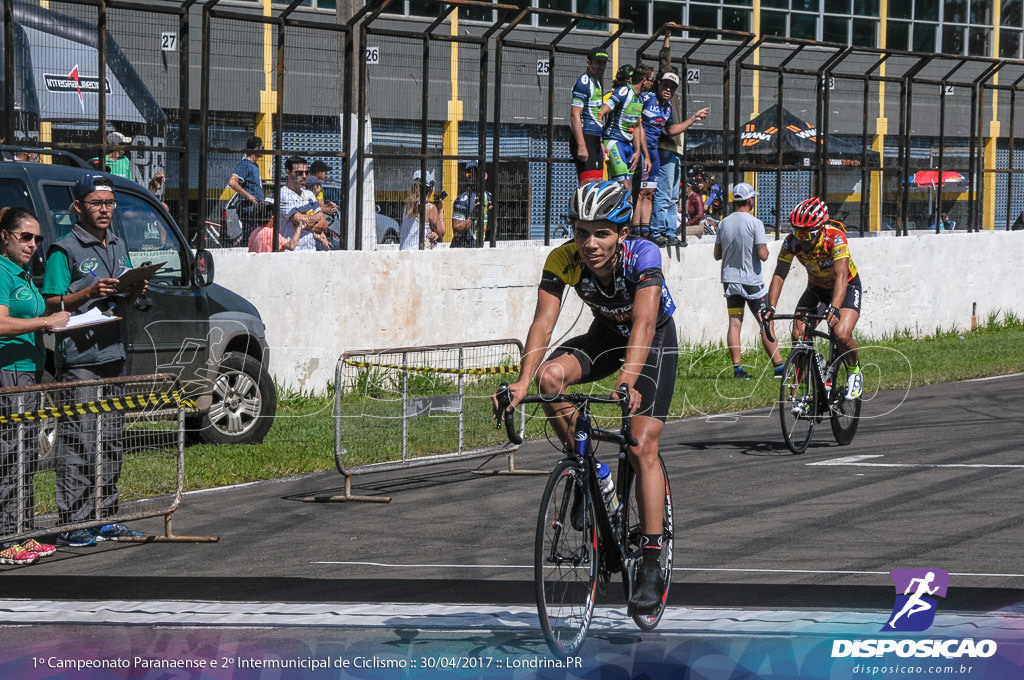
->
[333, 339, 523, 476]
[0, 374, 196, 547]
[5, 0, 1024, 247]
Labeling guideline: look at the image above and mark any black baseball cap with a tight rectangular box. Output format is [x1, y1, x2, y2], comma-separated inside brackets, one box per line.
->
[73, 172, 115, 200]
[587, 47, 609, 61]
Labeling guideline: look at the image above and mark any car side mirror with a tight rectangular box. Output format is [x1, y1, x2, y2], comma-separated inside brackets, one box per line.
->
[194, 249, 215, 287]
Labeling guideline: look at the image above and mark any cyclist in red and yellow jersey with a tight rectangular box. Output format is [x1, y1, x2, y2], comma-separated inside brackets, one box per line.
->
[765, 197, 863, 400]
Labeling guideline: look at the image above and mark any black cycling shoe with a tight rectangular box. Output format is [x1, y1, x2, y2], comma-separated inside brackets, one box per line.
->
[570, 484, 584, 531]
[628, 558, 665, 615]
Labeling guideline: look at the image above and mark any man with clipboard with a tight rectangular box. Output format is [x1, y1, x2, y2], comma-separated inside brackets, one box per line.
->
[41, 172, 154, 547]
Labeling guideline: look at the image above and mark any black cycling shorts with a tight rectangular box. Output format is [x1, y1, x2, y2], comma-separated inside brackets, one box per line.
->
[796, 274, 863, 315]
[548, 319, 678, 422]
[725, 283, 769, 318]
[570, 133, 604, 181]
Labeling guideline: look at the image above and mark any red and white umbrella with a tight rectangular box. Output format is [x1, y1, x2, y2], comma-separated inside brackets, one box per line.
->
[908, 170, 965, 188]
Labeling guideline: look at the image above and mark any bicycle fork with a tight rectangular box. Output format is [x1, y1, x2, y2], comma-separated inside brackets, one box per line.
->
[786, 348, 815, 418]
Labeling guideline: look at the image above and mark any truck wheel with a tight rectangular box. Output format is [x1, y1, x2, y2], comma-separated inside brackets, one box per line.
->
[193, 351, 276, 444]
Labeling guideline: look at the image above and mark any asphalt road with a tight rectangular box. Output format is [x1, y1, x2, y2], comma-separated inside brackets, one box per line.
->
[4, 372, 1024, 614]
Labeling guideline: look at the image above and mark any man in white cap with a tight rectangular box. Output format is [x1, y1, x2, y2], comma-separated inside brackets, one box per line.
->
[103, 131, 133, 180]
[713, 182, 783, 379]
[636, 70, 708, 246]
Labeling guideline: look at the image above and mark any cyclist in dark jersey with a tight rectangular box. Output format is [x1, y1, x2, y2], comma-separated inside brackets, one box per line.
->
[494, 181, 677, 615]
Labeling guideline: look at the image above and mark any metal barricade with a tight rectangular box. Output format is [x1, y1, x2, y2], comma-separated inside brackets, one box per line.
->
[0, 373, 212, 545]
[316, 339, 529, 503]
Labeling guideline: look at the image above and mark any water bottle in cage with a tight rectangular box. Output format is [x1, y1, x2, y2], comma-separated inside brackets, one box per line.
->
[597, 462, 619, 512]
[817, 353, 830, 394]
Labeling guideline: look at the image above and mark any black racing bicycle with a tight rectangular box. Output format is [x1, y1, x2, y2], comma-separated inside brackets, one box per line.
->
[494, 383, 673, 656]
[772, 313, 862, 454]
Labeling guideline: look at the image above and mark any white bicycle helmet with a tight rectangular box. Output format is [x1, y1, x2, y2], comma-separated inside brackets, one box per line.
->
[569, 181, 632, 224]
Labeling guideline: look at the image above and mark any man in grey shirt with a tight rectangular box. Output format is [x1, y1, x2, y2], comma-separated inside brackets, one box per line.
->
[713, 182, 782, 379]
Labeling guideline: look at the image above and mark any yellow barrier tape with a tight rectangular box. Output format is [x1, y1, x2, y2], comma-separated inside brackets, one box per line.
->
[0, 389, 196, 425]
[344, 359, 521, 376]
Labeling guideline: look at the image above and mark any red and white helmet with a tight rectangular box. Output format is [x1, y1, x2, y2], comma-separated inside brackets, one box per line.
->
[786, 197, 827, 242]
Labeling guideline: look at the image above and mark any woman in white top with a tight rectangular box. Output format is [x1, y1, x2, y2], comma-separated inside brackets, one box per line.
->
[400, 170, 444, 250]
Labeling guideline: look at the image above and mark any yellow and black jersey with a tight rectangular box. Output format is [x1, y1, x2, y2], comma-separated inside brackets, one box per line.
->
[779, 225, 859, 288]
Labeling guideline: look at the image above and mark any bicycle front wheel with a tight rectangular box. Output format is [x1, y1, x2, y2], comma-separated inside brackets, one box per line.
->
[622, 457, 674, 630]
[535, 459, 598, 656]
[829, 362, 862, 445]
[779, 349, 818, 454]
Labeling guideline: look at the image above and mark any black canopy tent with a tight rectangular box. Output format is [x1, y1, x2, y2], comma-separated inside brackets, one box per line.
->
[688, 104, 880, 168]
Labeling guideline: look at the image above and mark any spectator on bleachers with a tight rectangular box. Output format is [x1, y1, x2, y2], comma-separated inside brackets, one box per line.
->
[599, 64, 654, 194]
[451, 161, 492, 248]
[228, 136, 265, 243]
[278, 156, 324, 252]
[248, 203, 302, 253]
[400, 170, 444, 251]
[102, 131, 132, 180]
[307, 161, 338, 219]
[636, 69, 708, 246]
[570, 47, 609, 185]
[306, 161, 339, 250]
[684, 179, 705, 238]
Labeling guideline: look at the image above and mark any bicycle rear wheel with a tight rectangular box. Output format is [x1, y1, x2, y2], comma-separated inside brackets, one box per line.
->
[829, 362, 862, 445]
[779, 349, 818, 454]
[621, 457, 674, 630]
[535, 459, 598, 656]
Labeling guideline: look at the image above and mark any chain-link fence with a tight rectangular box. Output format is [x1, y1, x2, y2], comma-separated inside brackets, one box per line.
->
[6, 0, 1024, 246]
[333, 339, 523, 471]
[0, 374, 188, 546]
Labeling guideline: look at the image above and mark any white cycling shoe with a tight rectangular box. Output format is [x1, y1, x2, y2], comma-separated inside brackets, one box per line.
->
[845, 371, 863, 400]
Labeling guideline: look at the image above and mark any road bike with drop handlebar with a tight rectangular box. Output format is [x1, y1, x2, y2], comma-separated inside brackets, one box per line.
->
[767, 312, 863, 454]
[494, 383, 674, 656]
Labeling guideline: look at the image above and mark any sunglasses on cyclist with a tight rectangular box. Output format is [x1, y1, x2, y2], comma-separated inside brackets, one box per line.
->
[792, 227, 822, 241]
[8, 231, 44, 245]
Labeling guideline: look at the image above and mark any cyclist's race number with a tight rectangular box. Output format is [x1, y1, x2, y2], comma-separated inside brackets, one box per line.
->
[160, 32, 177, 52]
[537, 58, 550, 76]
[365, 46, 380, 65]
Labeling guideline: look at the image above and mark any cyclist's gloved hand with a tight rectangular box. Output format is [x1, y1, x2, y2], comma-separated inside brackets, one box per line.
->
[615, 382, 641, 416]
[492, 380, 528, 420]
[824, 305, 841, 325]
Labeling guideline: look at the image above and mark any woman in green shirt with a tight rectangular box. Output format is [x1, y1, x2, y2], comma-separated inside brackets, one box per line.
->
[0, 207, 69, 565]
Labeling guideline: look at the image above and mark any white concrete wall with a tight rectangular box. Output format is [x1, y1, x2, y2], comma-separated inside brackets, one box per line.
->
[214, 230, 1024, 393]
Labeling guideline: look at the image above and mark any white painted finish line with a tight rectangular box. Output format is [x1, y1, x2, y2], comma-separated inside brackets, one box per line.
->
[809, 455, 1024, 469]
